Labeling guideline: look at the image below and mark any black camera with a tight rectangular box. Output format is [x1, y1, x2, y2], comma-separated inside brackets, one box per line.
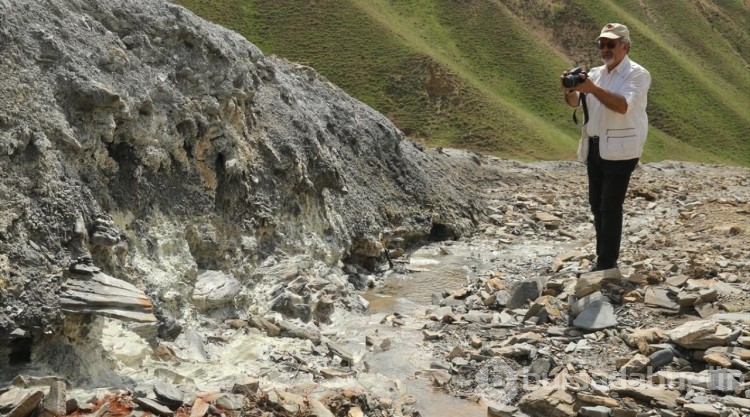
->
[562, 67, 586, 88]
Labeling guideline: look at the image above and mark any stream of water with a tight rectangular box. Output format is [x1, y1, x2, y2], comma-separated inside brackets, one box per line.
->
[359, 245, 495, 416]
[359, 240, 573, 415]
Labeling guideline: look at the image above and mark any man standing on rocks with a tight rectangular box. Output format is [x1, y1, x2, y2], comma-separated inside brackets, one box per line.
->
[561, 23, 651, 271]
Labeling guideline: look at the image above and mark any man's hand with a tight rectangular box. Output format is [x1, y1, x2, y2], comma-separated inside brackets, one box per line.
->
[574, 77, 596, 94]
[561, 70, 628, 114]
[561, 69, 582, 107]
[560, 68, 586, 93]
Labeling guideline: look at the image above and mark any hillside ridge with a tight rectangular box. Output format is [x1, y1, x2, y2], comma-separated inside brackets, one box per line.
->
[173, 0, 750, 166]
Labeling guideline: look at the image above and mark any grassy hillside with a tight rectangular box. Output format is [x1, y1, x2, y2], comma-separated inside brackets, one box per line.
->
[172, 0, 750, 166]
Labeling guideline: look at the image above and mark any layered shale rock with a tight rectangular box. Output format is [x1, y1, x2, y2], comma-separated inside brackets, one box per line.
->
[59, 259, 156, 323]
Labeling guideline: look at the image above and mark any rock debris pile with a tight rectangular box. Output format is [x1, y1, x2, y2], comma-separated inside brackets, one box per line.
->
[391, 159, 750, 417]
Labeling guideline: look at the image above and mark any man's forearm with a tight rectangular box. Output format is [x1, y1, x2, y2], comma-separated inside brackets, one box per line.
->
[590, 85, 628, 114]
[564, 91, 579, 107]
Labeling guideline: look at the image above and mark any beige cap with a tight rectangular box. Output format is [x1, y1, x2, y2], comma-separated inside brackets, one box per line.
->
[597, 23, 629, 40]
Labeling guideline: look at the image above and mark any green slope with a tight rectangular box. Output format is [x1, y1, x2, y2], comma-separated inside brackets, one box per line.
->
[172, 0, 750, 166]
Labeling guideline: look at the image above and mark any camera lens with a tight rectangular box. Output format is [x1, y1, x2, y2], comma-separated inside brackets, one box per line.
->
[562, 75, 579, 88]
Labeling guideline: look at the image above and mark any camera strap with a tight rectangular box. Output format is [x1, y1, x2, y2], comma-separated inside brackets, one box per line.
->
[572, 93, 588, 126]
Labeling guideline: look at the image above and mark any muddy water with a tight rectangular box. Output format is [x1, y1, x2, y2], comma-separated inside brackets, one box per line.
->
[360, 244, 498, 416]
[363, 240, 565, 313]
[363, 244, 488, 313]
[352, 312, 487, 417]
[360, 240, 571, 415]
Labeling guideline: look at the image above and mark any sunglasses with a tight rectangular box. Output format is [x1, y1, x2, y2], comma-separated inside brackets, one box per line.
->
[597, 40, 619, 49]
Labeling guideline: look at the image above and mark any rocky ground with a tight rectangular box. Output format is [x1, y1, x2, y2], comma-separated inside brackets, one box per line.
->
[2, 155, 748, 417]
[406, 157, 750, 416]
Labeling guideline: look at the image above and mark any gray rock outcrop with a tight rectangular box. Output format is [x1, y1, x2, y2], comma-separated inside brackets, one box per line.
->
[0, 0, 482, 373]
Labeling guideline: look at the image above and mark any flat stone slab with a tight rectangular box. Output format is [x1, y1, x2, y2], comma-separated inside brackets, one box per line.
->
[667, 320, 732, 349]
[644, 288, 679, 311]
[572, 300, 617, 331]
[60, 270, 156, 323]
[133, 397, 174, 416]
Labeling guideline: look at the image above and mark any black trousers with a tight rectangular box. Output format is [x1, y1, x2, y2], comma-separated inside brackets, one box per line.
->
[586, 137, 639, 269]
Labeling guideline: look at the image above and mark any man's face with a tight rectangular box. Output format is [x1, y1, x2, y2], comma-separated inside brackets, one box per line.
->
[597, 37, 628, 68]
